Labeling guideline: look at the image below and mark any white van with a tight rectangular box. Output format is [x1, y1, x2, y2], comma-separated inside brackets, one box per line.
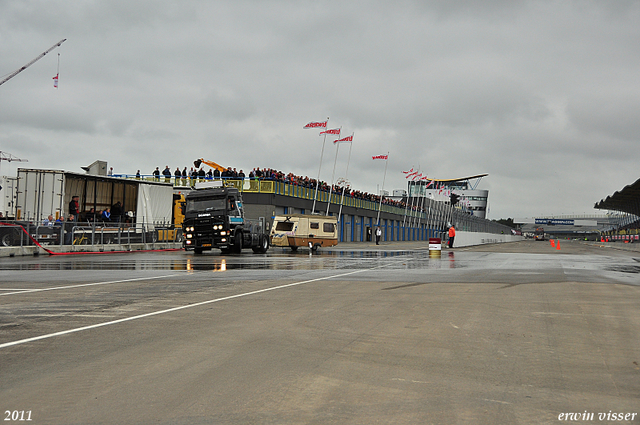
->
[270, 214, 338, 251]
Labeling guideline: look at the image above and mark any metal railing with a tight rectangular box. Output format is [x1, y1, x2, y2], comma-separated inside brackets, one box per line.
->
[0, 220, 182, 250]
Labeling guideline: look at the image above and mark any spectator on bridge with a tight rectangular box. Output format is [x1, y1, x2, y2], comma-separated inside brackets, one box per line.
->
[162, 166, 172, 182]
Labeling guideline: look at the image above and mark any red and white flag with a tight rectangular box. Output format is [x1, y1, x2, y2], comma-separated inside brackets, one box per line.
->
[334, 133, 353, 143]
[320, 128, 341, 136]
[53, 74, 59, 88]
[402, 168, 414, 175]
[413, 173, 423, 180]
[372, 154, 388, 160]
[404, 169, 418, 179]
[425, 179, 435, 188]
[303, 120, 327, 129]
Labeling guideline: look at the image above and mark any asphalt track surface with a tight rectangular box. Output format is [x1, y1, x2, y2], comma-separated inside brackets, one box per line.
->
[0, 240, 639, 424]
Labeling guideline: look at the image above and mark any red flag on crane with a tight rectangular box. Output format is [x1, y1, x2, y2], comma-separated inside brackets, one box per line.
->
[52, 74, 58, 88]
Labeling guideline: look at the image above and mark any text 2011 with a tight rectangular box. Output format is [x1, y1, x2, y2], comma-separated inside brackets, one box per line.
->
[4, 411, 32, 421]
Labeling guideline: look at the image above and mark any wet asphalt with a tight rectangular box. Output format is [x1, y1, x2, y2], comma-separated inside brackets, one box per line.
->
[0, 240, 639, 424]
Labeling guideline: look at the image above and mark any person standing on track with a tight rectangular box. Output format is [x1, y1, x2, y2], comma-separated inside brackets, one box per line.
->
[448, 225, 456, 248]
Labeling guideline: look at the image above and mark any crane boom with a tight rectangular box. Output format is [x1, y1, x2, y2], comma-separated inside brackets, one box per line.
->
[194, 158, 226, 173]
[0, 38, 67, 87]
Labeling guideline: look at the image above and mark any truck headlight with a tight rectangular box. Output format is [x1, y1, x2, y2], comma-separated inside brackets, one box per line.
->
[186, 234, 192, 239]
[220, 231, 227, 236]
[186, 240, 192, 245]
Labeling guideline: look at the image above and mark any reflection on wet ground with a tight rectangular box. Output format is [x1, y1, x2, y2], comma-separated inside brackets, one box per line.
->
[0, 249, 458, 271]
[0, 249, 638, 277]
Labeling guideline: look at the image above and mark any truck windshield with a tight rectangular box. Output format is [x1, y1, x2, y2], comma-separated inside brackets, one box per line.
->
[186, 198, 226, 213]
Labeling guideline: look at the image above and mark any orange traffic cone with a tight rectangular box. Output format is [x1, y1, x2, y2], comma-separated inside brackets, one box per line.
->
[550, 239, 555, 247]
[556, 240, 561, 250]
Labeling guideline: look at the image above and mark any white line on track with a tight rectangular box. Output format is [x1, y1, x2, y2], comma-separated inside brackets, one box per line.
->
[0, 274, 180, 297]
[0, 266, 391, 349]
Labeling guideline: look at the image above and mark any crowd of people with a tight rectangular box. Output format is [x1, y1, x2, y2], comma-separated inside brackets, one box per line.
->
[143, 164, 427, 213]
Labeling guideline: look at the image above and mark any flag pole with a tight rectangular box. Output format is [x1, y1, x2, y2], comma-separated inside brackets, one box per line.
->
[402, 166, 414, 228]
[311, 117, 329, 214]
[417, 178, 427, 229]
[376, 152, 389, 226]
[337, 139, 353, 222]
[408, 171, 419, 228]
[56, 53, 60, 87]
[325, 127, 342, 216]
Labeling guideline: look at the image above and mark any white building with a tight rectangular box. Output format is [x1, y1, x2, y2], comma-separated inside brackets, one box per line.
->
[407, 174, 489, 219]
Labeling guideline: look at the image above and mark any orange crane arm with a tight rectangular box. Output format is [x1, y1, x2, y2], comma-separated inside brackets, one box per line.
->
[193, 158, 226, 173]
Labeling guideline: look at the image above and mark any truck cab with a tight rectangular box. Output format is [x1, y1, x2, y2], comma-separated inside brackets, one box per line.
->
[182, 184, 268, 254]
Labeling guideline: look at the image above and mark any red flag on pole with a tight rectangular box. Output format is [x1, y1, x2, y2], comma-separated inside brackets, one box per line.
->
[320, 128, 341, 136]
[303, 121, 327, 129]
[372, 154, 388, 160]
[334, 134, 353, 143]
[53, 74, 59, 88]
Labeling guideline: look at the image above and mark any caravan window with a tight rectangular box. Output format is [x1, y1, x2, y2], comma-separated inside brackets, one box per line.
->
[323, 222, 335, 233]
[275, 222, 294, 231]
[310, 222, 320, 230]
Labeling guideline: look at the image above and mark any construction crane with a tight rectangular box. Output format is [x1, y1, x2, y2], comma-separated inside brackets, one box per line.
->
[0, 151, 28, 177]
[0, 38, 66, 87]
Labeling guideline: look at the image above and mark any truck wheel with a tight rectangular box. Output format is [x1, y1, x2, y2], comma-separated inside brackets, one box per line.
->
[194, 247, 203, 255]
[233, 231, 242, 253]
[1, 229, 19, 247]
[289, 246, 298, 252]
[311, 243, 321, 252]
[253, 234, 269, 254]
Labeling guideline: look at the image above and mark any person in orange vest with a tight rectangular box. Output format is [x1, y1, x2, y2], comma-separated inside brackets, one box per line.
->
[448, 225, 456, 248]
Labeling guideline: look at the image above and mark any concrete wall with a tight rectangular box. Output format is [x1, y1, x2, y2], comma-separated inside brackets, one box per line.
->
[453, 231, 524, 247]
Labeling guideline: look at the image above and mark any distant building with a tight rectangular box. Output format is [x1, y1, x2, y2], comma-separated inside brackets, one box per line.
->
[406, 174, 489, 219]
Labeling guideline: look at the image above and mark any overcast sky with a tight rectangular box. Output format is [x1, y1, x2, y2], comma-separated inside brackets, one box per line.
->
[2, 0, 639, 219]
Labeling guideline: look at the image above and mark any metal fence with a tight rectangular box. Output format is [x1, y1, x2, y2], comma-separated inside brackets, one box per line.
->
[0, 220, 182, 250]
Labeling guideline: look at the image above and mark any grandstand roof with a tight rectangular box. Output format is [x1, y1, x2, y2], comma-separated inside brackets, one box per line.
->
[594, 177, 640, 216]
[425, 174, 488, 183]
